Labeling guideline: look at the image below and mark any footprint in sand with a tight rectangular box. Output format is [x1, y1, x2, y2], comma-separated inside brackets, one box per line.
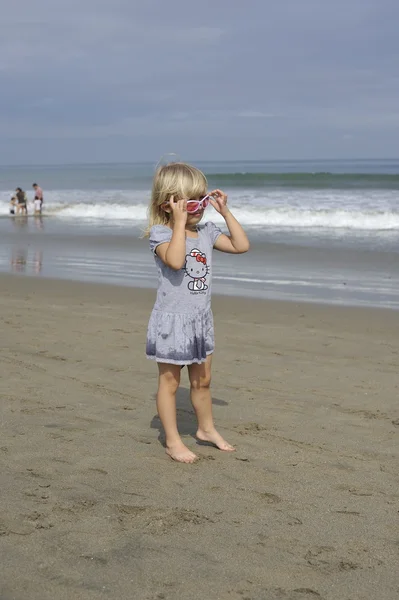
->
[196, 454, 216, 462]
[304, 546, 360, 573]
[257, 492, 282, 504]
[233, 422, 269, 435]
[230, 586, 323, 599]
[112, 504, 213, 534]
[53, 497, 99, 520]
[291, 590, 323, 599]
[0, 512, 51, 536]
[335, 483, 377, 497]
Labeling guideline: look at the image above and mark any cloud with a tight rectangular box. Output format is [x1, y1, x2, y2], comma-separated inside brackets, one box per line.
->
[0, 0, 399, 162]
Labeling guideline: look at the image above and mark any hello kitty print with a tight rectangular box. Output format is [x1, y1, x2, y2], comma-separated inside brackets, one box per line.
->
[184, 248, 209, 292]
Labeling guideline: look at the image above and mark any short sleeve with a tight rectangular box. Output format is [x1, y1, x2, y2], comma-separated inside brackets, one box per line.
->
[149, 225, 173, 254]
[204, 221, 223, 246]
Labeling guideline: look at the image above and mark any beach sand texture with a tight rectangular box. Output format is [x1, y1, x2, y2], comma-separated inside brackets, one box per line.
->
[1, 274, 398, 600]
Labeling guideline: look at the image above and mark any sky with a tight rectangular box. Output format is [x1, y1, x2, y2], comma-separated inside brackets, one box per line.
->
[1, 0, 398, 164]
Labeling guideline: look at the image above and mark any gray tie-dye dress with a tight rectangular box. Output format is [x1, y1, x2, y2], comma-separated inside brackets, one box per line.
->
[146, 221, 222, 365]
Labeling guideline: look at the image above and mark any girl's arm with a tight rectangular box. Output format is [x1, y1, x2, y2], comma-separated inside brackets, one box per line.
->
[156, 199, 188, 269]
[210, 189, 250, 254]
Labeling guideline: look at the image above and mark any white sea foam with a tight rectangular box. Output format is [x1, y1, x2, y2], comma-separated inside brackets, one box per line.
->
[1, 188, 398, 231]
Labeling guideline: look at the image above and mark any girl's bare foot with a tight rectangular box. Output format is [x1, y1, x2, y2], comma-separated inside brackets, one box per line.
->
[196, 428, 235, 452]
[166, 441, 198, 463]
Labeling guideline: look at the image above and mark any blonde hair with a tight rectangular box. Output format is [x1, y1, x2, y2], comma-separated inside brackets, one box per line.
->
[143, 162, 207, 237]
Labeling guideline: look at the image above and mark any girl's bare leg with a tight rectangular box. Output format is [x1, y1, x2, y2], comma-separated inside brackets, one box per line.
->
[157, 363, 198, 463]
[188, 355, 235, 452]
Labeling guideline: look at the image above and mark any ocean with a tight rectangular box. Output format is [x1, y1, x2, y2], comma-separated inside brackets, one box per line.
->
[1, 159, 398, 309]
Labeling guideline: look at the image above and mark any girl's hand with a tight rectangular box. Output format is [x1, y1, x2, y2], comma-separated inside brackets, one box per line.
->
[169, 196, 188, 226]
[209, 189, 229, 217]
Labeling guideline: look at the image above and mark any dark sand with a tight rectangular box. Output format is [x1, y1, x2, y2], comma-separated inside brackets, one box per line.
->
[1, 274, 398, 600]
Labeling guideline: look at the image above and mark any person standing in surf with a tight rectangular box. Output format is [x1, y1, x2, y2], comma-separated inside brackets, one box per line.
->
[144, 162, 250, 463]
[32, 183, 43, 210]
[15, 188, 28, 215]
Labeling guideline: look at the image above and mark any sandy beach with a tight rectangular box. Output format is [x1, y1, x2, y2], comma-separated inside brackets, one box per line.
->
[1, 273, 398, 600]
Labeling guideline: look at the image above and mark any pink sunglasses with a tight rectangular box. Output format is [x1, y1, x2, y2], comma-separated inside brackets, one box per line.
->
[186, 194, 212, 214]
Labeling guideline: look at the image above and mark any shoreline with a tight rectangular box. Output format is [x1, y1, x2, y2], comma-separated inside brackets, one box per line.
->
[0, 271, 397, 317]
[3, 266, 399, 311]
[1, 214, 399, 310]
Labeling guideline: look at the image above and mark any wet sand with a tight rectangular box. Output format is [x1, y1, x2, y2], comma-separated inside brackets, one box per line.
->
[2, 217, 399, 308]
[1, 274, 398, 600]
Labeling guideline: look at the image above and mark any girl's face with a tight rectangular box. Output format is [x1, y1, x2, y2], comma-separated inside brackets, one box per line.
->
[162, 194, 210, 226]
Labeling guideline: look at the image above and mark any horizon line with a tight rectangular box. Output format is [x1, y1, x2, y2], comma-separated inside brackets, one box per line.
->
[1, 157, 399, 169]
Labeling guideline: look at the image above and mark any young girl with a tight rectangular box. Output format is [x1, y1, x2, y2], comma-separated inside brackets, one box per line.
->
[145, 162, 250, 463]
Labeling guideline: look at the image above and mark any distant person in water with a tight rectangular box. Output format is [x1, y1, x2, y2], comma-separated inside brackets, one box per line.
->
[33, 197, 42, 215]
[32, 183, 43, 209]
[9, 195, 17, 214]
[15, 188, 28, 215]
